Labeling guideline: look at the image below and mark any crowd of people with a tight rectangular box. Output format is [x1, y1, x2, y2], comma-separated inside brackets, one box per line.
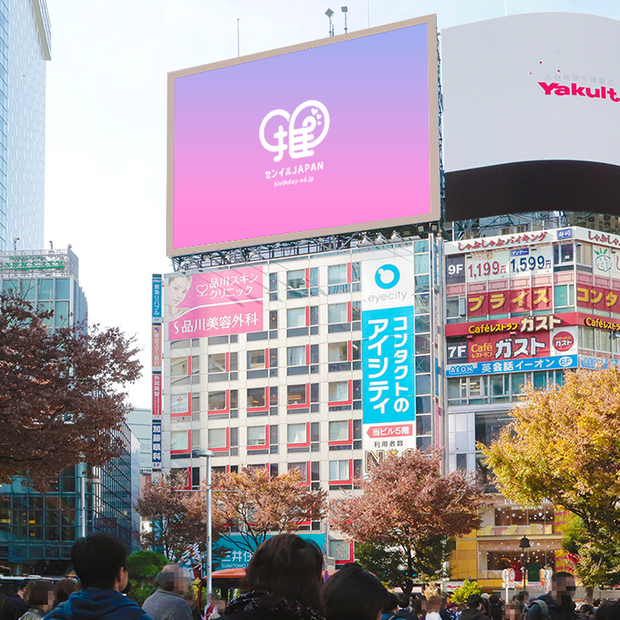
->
[1, 533, 620, 620]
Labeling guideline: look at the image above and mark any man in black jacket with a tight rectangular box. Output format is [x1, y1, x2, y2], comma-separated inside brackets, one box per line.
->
[461, 595, 491, 620]
[526, 572, 577, 620]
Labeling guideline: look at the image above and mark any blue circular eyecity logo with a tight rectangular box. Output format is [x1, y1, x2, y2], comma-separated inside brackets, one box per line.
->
[375, 264, 400, 289]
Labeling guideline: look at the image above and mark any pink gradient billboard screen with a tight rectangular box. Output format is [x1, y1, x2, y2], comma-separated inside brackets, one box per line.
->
[166, 266, 264, 340]
[167, 16, 439, 255]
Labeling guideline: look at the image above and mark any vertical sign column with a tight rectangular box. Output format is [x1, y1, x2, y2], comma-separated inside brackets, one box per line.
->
[362, 248, 416, 470]
[152, 274, 163, 476]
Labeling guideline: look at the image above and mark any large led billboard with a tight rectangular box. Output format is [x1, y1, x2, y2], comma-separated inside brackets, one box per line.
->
[442, 13, 620, 221]
[167, 16, 439, 256]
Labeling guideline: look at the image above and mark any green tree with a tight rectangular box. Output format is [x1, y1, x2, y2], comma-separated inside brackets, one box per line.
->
[450, 579, 481, 604]
[481, 367, 620, 596]
[126, 550, 168, 604]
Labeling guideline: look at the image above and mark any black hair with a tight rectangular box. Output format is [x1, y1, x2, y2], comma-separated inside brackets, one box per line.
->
[322, 563, 389, 620]
[54, 579, 78, 606]
[398, 594, 410, 609]
[243, 533, 324, 612]
[594, 601, 620, 620]
[467, 594, 483, 609]
[25, 580, 53, 608]
[71, 533, 128, 589]
[489, 594, 500, 606]
[385, 593, 399, 613]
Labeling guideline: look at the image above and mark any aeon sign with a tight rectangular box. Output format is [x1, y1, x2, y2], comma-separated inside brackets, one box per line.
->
[259, 100, 330, 162]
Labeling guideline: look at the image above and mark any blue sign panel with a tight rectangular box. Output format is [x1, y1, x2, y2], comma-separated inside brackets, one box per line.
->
[580, 355, 619, 369]
[152, 421, 162, 469]
[152, 274, 162, 322]
[446, 354, 578, 377]
[362, 305, 415, 425]
[557, 228, 573, 240]
[215, 533, 325, 570]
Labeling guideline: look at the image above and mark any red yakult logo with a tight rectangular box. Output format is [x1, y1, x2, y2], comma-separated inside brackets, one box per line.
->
[539, 81, 620, 102]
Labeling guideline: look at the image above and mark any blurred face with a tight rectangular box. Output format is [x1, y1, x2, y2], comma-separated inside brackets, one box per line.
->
[169, 277, 190, 307]
[174, 571, 189, 595]
[552, 576, 576, 602]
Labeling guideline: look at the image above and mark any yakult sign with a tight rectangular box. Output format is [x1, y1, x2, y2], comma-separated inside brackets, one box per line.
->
[167, 15, 439, 256]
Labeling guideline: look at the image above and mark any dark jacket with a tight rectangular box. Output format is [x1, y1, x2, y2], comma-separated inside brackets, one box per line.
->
[526, 594, 576, 620]
[43, 588, 151, 620]
[223, 591, 322, 620]
[224, 610, 305, 620]
[397, 610, 418, 620]
[460, 609, 491, 620]
[489, 605, 503, 620]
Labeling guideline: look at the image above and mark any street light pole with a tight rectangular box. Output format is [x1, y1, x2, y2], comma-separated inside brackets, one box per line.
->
[194, 450, 215, 595]
[520, 536, 531, 592]
[81, 473, 87, 539]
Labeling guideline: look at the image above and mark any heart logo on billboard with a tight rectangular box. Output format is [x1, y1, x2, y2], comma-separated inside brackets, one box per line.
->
[259, 100, 330, 163]
[196, 284, 209, 297]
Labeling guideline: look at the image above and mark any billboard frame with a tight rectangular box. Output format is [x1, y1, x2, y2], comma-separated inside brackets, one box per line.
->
[166, 14, 440, 257]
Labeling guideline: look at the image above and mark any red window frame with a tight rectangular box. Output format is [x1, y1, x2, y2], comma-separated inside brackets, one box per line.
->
[247, 424, 270, 451]
[328, 419, 353, 446]
[287, 422, 311, 448]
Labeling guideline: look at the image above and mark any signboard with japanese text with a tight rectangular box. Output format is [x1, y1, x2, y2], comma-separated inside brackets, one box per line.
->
[167, 15, 439, 256]
[170, 394, 190, 415]
[361, 250, 416, 464]
[442, 13, 620, 220]
[165, 266, 264, 340]
[152, 420, 162, 470]
[465, 245, 553, 283]
[152, 325, 162, 371]
[152, 374, 162, 418]
[446, 355, 578, 377]
[152, 274, 163, 321]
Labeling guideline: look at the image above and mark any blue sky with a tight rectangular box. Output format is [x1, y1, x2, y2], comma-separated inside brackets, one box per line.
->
[43, 0, 620, 407]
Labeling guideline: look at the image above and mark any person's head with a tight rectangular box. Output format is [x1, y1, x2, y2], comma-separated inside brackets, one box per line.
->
[579, 604, 594, 617]
[550, 572, 576, 604]
[467, 594, 483, 610]
[169, 275, 191, 308]
[594, 601, 620, 620]
[323, 563, 389, 620]
[54, 579, 78, 606]
[243, 533, 323, 611]
[16, 579, 30, 598]
[71, 533, 129, 591]
[25, 580, 54, 611]
[428, 596, 441, 613]
[489, 594, 500, 607]
[398, 595, 410, 610]
[504, 604, 521, 620]
[516, 591, 529, 605]
[155, 564, 190, 596]
[385, 593, 399, 614]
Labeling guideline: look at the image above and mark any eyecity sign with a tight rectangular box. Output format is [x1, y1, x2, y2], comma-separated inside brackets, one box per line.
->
[167, 15, 439, 256]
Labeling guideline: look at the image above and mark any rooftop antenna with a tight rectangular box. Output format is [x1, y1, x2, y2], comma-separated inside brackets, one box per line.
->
[325, 8, 334, 37]
[342, 6, 348, 34]
[13, 237, 19, 251]
[366, 0, 369, 27]
[49, 240, 53, 250]
[504, 0, 508, 16]
[237, 19, 240, 57]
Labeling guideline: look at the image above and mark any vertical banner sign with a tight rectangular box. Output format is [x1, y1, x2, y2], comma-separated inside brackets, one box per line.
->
[152, 274, 163, 472]
[362, 249, 415, 468]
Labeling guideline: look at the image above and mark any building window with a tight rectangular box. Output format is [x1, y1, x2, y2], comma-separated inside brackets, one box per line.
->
[287, 308, 306, 328]
[328, 303, 348, 324]
[171, 357, 189, 376]
[288, 423, 307, 444]
[208, 428, 227, 449]
[329, 421, 349, 442]
[247, 350, 266, 369]
[288, 462, 308, 481]
[208, 391, 226, 411]
[287, 346, 306, 366]
[287, 384, 307, 405]
[270, 309, 278, 329]
[328, 342, 348, 362]
[329, 460, 350, 481]
[171, 431, 189, 452]
[287, 270, 306, 290]
[247, 426, 267, 447]
[247, 388, 266, 408]
[329, 381, 349, 403]
[208, 353, 226, 373]
[328, 264, 349, 294]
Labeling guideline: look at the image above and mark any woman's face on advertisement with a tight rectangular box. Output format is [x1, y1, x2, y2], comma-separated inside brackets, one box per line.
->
[170, 277, 191, 307]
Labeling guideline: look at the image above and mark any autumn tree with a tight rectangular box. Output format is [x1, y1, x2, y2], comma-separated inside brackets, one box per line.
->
[0, 293, 141, 486]
[136, 472, 220, 561]
[481, 367, 620, 594]
[212, 467, 326, 554]
[330, 450, 483, 595]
